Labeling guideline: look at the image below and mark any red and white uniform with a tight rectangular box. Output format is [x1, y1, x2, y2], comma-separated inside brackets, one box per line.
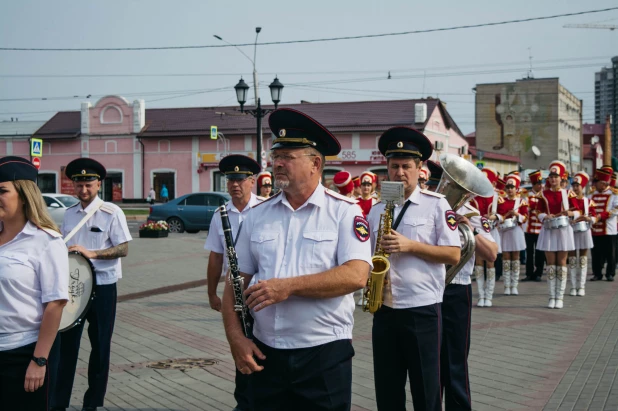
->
[472, 192, 503, 253]
[497, 195, 528, 252]
[535, 189, 575, 252]
[526, 191, 543, 234]
[590, 188, 618, 236]
[569, 195, 596, 250]
[356, 196, 378, 217]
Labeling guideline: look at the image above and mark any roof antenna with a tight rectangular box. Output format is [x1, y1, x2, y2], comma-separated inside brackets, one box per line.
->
[527, 47, 534, 79]
[387, 71, 391, 79]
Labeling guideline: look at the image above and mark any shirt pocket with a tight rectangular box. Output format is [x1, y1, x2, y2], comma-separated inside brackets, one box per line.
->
[250, 231, 279, 256]
[400, 217, 430, 242]
[301, 231, 338, 268]
[0, 252, 34, 280]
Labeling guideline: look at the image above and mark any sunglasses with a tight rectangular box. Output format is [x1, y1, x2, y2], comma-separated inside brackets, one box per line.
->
[262, 184, 272, 187]
[361, 182, 372, 186]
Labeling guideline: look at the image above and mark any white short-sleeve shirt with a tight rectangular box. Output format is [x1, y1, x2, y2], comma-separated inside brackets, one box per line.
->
[0, 221, 69, 351]
[61, 196, 132, 285]
[204, 193, 263, 274]
[450, 203, 495, 285]
[367, 185, 461, 309]
[235, 184, 373, 349]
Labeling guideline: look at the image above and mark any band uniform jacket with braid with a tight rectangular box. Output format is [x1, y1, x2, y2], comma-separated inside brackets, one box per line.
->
[589, 188, 618, 236]
[526, 191, 543, 234]
[569, 195, 597, 223]
[534, 189, 569, 222]
[496, 195, 529, 226]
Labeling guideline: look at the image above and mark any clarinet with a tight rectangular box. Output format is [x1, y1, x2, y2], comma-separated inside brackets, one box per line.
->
[219, 205, 253, 338]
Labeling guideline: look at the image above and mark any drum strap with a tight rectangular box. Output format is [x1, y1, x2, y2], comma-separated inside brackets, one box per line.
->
[561, 189, 569, 212]
[584, 197, 589, 216]
[514, 197, 521, 211]
[491, 194, 499, 215]
[64, 202, 103, 244]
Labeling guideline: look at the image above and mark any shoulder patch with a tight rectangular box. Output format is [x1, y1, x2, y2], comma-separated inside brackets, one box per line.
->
[325, 188, 357, 204]
[445, 210, 458, 231]
[252, 191, 281, 208]
[420, 189, 445, 198]
[481, 216, 491, 232]
[99, 202, 118, 215]
[354, 216, 370, 242]
[40, 227, 63, 238]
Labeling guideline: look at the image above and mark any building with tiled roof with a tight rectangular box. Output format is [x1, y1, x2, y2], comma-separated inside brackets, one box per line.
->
[2, 95, 469, 201]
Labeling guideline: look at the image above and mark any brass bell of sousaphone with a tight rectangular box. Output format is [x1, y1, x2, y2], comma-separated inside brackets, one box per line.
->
[436, 153, 494, 284]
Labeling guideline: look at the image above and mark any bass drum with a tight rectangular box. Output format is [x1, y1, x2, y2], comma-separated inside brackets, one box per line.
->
[59, 252, 96, 332]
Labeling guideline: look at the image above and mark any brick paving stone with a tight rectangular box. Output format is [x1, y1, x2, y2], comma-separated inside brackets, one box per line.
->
[59, 240, 618, 410]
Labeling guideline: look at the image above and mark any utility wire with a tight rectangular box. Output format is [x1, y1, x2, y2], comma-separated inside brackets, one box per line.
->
[1, 7, 616, 51]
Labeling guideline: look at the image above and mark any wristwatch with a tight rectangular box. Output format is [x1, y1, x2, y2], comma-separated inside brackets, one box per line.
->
[31, 356, 47, 367]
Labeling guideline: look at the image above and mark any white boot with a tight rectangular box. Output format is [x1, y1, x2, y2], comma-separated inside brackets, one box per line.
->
[475, 266, 486, 307]
[555, 266, 567, 309]
[578, 256, 587, 296]
[503, 260, 512, 295]
[547, 265, 556, 309]
[511, 260, 520, 295]
[568, 256, 577, 296]
[485, 267, 496, 307]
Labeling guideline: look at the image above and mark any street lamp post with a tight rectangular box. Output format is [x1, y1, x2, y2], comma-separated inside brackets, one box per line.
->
[215, 28, 283, 169]
[234, 77, 284, 168]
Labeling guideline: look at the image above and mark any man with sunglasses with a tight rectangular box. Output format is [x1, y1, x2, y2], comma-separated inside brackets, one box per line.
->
[221, 108, 372, 410]
[204, 154, 262, 411]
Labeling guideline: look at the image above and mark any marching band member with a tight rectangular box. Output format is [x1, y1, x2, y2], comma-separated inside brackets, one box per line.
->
[352, 175, 361, 198]
[204, 154, 262, 411]
[256, 170, 273, 198]
[426, 160, 497, 411]
[418, 165, 429, 190]
[535, 160, 575, 309]
[357, 171, 378, 216]
[589, 167, 618, 282]
[52, 158, 132, 411]
[333, 170, 356, 198]
[0, 156, 68, 411]
[568, 171, 596, 297]
[222, 108, 372, 410]
[470, 167, 501, 307]
[497, 174, 528, 296]
[368, 127, 460, 411]
[523, 171, 545, 282]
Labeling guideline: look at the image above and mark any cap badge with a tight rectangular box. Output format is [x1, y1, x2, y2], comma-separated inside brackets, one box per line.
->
[279, 129, 286, 137]
[81, 170, 86, 174]
[397, 141, 403, 148]
[234, 166, 239, 172]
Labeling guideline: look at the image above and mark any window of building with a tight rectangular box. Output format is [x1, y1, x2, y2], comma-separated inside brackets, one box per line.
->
[37, 173, 56, 193]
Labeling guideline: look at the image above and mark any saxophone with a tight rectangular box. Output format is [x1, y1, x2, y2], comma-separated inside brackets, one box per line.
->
[362, 200, 395, 314]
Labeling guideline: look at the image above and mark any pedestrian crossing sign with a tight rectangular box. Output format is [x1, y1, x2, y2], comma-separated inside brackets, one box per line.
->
[210, 126, 218, 140]
[30, 138, 43, 157]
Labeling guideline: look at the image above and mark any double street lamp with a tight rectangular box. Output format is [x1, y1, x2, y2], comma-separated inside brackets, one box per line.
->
[214, 28, 284, 169]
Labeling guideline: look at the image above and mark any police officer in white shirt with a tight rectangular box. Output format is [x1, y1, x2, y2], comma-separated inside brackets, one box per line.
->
[204, 154, 262, 411]
[51, 158, 132, 411]
[426, 160, 498, 411]
[0, 156, 69, 411]
[368, 128, 461, 411]
[222, 108, 372, 411]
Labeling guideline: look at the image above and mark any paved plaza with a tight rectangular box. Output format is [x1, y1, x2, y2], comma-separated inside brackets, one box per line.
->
[62, 230, 618, 410]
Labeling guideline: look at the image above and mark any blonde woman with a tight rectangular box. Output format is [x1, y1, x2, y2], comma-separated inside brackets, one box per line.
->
[0, 156, 69, 410]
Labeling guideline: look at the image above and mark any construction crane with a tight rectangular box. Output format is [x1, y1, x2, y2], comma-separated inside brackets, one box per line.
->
[563, 24, 617, 30]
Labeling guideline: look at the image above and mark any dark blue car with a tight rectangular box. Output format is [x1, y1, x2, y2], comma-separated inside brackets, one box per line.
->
[147, 192, 231, 233]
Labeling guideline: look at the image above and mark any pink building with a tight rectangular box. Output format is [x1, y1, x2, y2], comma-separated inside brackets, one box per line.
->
[2, 96, 469, 201]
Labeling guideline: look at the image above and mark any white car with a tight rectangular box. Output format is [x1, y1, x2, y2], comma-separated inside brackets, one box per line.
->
[42, 193, 79, 226]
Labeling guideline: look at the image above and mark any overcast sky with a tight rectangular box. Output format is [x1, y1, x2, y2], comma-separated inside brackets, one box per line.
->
[0, 0, 616, 134]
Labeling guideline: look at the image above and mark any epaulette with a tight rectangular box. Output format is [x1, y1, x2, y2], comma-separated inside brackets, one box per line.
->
[568, 190, 577, 198]
[252, 191, 281, 208]
[497, 196, 505, 204]
[99, 202, 119, 215]
[498, 190, 506, 197]
[325, 188, 357, 204]
[420, 189, 444, 198]
[40, 227, 62, 238]
[463, 202, 480, 215]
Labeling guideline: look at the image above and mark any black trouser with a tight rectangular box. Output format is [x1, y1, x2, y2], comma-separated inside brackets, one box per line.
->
[251, 338, 354, 411]
[0, 339, 59, 411]
[373, 303, 442, 411]
[525, 233, 545, 279]
[441, 285, 472, 411]
[495, 253, 503, 280]
[51, 283, 117, 409]
[592, 235, 617, 279]
[234, 368, 252, 410]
